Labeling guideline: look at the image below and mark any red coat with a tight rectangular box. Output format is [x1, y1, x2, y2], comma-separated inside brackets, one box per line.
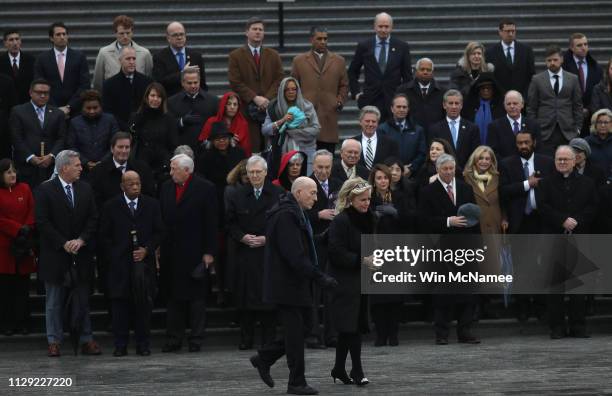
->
[0, 182, 36, 274]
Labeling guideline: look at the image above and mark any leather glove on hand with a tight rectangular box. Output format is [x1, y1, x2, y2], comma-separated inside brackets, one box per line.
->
[17, 225, 31, 238]
[316, 273, 338, 290]
[182, 113, 202, 126]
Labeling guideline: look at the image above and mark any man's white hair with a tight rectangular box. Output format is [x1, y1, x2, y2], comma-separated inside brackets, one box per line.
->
[170, 153, 194, 173]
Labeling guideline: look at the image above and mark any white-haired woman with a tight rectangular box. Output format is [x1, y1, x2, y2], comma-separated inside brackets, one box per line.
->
[327, 178, 374, 386]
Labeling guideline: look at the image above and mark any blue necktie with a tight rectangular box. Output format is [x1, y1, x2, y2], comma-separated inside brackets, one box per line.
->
[36, 107, 44, 127]
[450, 120, 458, 147]
[129, 200, 136, 216]
[65, 185, 74, 207]
[177, 51, 185, 71]
[513, 121, 520, 135]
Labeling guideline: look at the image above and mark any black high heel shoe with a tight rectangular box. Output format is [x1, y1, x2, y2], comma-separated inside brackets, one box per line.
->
[331, 368, 353, 384]
[350, 371, 369, 386]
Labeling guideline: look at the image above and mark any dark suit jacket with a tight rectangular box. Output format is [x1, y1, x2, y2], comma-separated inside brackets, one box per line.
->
[537, 170, 598, 234]
[417, 178, 479, 234]
[427, 118, 480, 168]
[99, 193, 164, 299]
[351, 132, 399, 170]
[9, 102, 66, 186]
[485, 41, 535, 98]
[89, 156, 155, 208]
[0, 50, 35, 104]
[153, 47, 207, 97]
[102, 71, 153, 130]
[34, 48, 90, 110]
[562, 50, 603, 108]
[396, 78, 445, 131]
[331, 158, 369, 183]
[348, 36, 412, 117]
[499, 153, 554, 233]
[306, 175, 343, 235]
[35, 177, 98, 284]
[487, 115, 541, 160]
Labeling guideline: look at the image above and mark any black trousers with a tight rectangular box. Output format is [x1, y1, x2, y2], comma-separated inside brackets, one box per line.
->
[371, 302, 402, 342]
[307, 281, 336, 344]
[433, 295, 476, 339]
[240, 309, 277, 346]
[166, 298, 207, 345]
[334, 332, 363, 377]
[111, 298, 151, 348]
[540, 125, 569, 158]
[258, 305, 312, 387]
[547, 294, 587, 334]
[0, 274, 30, 331]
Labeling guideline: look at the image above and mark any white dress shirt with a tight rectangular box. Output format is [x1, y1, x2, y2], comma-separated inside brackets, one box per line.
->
[548, 68, 564, 92]
[361, 133, 378, 161]
[502, 41, 515, 63]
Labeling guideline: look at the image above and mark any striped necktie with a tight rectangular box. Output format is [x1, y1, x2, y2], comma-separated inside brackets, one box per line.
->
[365, 138, 374, 169]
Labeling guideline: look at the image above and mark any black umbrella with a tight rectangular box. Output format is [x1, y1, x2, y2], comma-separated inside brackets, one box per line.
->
[63, 256, 86, 356]
[130, 231, 155, 316]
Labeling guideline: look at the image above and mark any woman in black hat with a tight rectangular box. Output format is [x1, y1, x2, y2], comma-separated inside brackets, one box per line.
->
[462, 73, 506, 145]
[196, 121, 246, 306]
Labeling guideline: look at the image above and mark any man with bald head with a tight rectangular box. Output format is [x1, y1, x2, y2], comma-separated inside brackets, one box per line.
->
[102, 46, 153, 130]
[488, 90, 541, 160]
[153, 21, 207, 97]
[348, 12, 412, 121]
[99, 170, 164, 356]
[250, 176, 337, 394]
[331, 138, 369, 182]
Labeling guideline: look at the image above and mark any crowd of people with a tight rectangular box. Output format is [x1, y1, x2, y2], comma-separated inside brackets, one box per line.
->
[1, 10, 612, 395]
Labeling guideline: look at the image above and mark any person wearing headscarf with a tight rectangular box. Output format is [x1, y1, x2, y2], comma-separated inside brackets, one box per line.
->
[262, 77, 320, 174]
[272, 150, 307, 192]
[198, 91, 251, 156]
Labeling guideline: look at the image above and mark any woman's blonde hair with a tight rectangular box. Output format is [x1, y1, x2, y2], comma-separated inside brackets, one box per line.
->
[459, 41, 488, 73]
[590, 108, 612, 134]
[463, 145, 499, 177]
[335, 177, 371, 214]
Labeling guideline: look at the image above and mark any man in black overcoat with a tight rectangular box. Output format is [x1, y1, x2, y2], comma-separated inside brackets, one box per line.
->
[305, 149, 342, 348]
[537, 145, 598, 339]
[35, 150, 100, 357]
[159, 153, 217, 352]
[418, 153, 481, 345]
[226, 155, 283, 350]
[0, 28, 35, 105]
[249, 177, 337, 395]
[99, 171, 164, 357]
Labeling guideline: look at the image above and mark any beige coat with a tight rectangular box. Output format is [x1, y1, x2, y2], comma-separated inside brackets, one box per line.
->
[228, 45, 284, 151]
[464, 172, 504, 234]
[291, 50, 348, 143]
[92, 40, 153, 91]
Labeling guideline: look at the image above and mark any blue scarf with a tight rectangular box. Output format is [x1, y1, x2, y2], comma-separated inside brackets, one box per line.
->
[475, 99, 492, 145]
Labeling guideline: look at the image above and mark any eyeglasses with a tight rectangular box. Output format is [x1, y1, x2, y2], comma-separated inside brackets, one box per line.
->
[555, 158, 574, 163]
[247, 169, 264, 175]
[32, 90, 50, 96]
[596, 120, 610, 125]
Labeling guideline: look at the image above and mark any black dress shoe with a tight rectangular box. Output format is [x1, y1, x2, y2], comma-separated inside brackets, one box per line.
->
[287, 384, 319, 395]
[388, 335, 399, 346]
[250, 354, 274, 388]
[568, 331, 590, 338]
[136, 346, 151, 356]
[330, 367, 353, 384]
[113, 347, 128, 357]
[435, 338, 448, 345]
[161, 343, 181, 353]
[188, 343, 201, 352]
[458, 335, 481, 344]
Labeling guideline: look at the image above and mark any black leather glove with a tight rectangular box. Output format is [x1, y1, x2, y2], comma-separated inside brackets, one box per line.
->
[316, 273, 338, 290]
[182, 113, 203, 126]
[375, 204, 398, 218]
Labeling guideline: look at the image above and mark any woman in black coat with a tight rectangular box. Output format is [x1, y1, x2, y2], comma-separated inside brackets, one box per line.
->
[328, 177, 375, 386]
[129, 82, 178, 190]
[415, 138, 461, 195]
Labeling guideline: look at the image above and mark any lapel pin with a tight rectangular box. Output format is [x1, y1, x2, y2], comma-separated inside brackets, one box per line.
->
[392, 47, 396, 52]
[461, 125, 466, 129]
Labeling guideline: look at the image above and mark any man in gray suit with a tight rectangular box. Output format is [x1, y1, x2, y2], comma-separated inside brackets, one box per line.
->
[527, 45, 583, 156]
[92, 15, 153, 91]
[10, 78, 65, 187]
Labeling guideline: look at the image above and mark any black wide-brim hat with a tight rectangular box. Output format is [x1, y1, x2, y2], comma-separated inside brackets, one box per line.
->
[209, 121, 234, 140]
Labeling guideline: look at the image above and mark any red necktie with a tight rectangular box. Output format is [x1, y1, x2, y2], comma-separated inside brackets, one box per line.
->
[446, 184, 454, 204]
[253, 49, 260, 67]
[12, 58, 18, 77]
